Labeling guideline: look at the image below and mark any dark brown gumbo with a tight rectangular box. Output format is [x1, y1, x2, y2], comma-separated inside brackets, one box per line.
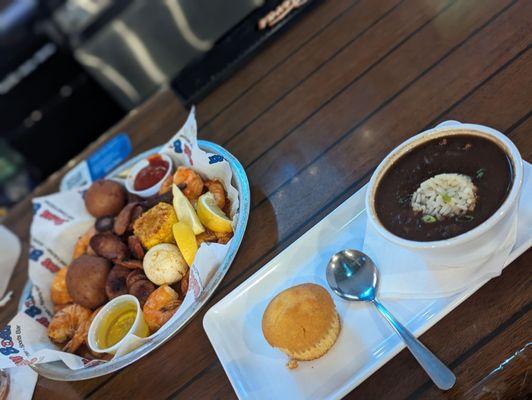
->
[375, 133, 512, 241]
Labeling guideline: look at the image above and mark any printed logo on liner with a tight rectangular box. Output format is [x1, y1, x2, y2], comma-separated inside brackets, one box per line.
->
[29, 245, 61, 273]
[24, 293, 50, 328]
[173, 139, 193, 165]
[208, 155, 224, 164]
[0, 325, 19, 356]
[39, 209, 67, 226]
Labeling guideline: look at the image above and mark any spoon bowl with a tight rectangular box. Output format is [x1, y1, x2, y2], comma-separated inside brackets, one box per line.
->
[326, 249, 378, 302]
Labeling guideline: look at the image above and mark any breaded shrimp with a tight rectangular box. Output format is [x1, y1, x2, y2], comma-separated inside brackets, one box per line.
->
[51, 267, 73, 306]
[158, 175, 173, 195]
[72, 226, 97, 260]
[204, 179, 226, 209]
[48, 304, 92, 353]
[142, 285, 181, 333]
[173, 167, 204, 202]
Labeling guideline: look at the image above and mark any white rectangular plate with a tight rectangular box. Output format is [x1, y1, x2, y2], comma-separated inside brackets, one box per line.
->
[203, 184, 530, 400]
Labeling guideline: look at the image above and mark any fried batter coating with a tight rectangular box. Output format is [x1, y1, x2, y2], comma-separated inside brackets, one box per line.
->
[133, 203, 178, 249]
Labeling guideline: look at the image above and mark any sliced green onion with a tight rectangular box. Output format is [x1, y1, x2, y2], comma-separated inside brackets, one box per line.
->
[442, 193, 452, 203]
[476, 168, 486, 179]
[398, 195, 411, 205]
[457, 214, 474, 222]
[422, 215, 437, 223]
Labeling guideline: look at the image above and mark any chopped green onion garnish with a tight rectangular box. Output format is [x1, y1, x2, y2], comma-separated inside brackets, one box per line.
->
[457, 214, 474, 222]
[476, 168, 486, 179]
[422, 215, 437, 223]
[442, 193, 452, 203]
[398, 195, 411, 205]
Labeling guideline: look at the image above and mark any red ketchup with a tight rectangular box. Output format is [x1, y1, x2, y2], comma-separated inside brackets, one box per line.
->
[134, 155, 169, 191]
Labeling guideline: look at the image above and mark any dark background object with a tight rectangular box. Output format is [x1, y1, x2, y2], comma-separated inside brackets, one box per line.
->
[0, 0, 319, 205]
[58, 0, 321, 108]
[172, 0, 322, 105]
[0, 0, 125, 207]
[67, 0, 268, 109]
[1, 45, 124, 179]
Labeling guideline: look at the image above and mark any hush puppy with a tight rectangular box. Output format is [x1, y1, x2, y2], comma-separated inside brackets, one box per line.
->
[84, 180, 126, 218]
[66, 255, 111, 309]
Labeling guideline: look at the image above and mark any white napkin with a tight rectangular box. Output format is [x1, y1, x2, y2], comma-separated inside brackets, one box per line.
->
[0, 226, 21, 307]
[0, 228, 36, 400]
[5, 367, 37, 400]
[363, 161, 532, 298]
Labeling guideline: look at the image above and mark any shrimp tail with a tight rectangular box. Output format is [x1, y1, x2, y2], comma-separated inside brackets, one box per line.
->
[205, 180, 226, 209]
[62, 337, 83, 353]
[160, 299, 182, 313]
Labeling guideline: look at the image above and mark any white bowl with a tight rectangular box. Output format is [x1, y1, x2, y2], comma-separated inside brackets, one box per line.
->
[125, 153, 173, 198]
[365, 121, 524, 268]
[88, 295, 149, 355]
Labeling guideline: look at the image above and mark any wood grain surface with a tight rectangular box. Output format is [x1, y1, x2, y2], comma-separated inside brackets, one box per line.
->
[1, 0, 530, 398]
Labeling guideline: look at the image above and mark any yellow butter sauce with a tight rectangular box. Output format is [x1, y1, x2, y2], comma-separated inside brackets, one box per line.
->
[96, 304, 138, 349]
[105, 310, 137, 347]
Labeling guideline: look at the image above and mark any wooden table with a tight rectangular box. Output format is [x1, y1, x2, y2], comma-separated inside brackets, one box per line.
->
[2, 0, 531, 398]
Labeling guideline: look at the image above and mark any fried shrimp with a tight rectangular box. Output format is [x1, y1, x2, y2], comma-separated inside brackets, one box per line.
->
[142, 285, 182, 332]
[173, 167, 204, 201]
[72, 226, 97, 260]
[195, 229, 232, 245]
[215, 231, 233, 245]
[205, 179, 226, 209]
[48, 304, 92, 353]
[63, 306, 101, 354]
[159, 175, 173, 195]
[195, 229, 217, 246]
[77, 307, 101, 350]
[51, 267, 73, 306]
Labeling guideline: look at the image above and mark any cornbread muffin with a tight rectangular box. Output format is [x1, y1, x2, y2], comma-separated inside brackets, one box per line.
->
[262, 283, 340, 368]
[133, 203, 178, 249]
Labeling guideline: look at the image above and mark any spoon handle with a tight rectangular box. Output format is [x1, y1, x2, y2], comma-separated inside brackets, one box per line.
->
[373, 299, 456, 390]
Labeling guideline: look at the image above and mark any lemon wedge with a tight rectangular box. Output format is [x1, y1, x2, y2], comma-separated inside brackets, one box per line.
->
[196, 192, 233, 233]
[172, 184, 204, 235]
[172, 222, 197, 266]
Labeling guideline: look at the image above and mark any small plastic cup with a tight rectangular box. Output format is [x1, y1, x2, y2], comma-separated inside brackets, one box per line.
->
[125, 153, 173, 198]
[88, 295, 149, 355]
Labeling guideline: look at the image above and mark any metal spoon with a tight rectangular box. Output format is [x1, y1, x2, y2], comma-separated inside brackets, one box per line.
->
[326, 249, 456, 390]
